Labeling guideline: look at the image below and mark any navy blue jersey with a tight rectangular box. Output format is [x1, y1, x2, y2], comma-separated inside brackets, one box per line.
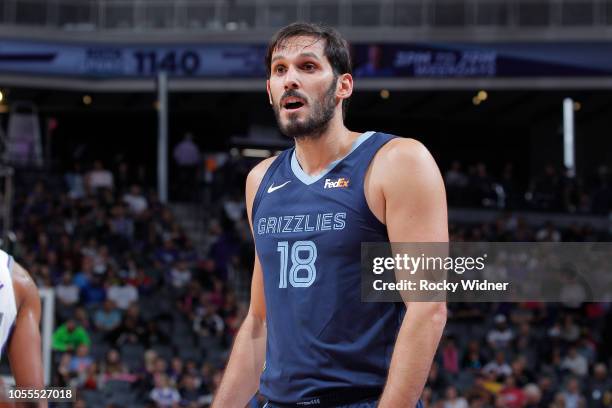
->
[252, 131, 405, 403]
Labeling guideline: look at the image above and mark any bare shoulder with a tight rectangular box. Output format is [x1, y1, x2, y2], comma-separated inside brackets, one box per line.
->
[371, 137, 440, 182]
[11, 262, 40, 310]
[378, 137, 433, 166]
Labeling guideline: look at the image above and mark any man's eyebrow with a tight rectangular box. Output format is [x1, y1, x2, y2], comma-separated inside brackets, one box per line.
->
[271, 52, 322, 63]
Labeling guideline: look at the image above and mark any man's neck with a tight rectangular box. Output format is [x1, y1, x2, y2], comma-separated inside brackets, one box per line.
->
[293, 118, 360, 176]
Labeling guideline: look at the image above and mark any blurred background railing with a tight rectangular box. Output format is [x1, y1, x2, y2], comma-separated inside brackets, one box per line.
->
[2, 0, 612, 32]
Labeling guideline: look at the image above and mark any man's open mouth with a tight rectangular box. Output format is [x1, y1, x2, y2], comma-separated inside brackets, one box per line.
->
[282, 97, 306, 110]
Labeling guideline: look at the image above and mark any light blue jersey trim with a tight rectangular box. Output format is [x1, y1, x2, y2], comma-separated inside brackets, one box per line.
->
[290, 131, 375, 185]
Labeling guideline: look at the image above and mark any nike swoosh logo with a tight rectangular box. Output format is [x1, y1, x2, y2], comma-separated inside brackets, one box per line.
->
[267, 181, 291, 193]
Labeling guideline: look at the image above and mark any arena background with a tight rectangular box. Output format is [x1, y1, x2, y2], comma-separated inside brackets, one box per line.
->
[1, 1, 612, 407]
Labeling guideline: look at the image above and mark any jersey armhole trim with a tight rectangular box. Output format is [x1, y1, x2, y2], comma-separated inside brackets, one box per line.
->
[362, 134, 398, 230]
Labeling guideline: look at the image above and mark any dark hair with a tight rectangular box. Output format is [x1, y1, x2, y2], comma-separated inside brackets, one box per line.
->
[265, 22, 352, 119]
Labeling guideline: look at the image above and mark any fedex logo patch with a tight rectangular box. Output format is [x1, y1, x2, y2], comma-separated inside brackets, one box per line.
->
[324, 177, 350, 189]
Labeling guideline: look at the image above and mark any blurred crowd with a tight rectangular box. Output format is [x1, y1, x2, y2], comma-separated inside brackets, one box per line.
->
[445, 161, 612, 215]
[6, 159, 252, 407]
[2, 156, 611, 408]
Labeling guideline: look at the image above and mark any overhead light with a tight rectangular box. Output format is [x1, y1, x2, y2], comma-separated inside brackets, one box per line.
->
[0, 90, 4, 102]
[241, 148, 271, 158]
[83, 95, 92, 105]
[380, 89, 390, 99]
[472, 96, 481, 106]
[477, 90, 488, 101]
[573, 101, 581, 111]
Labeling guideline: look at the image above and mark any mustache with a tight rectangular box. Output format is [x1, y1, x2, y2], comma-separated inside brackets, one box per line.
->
[279, 89, 308, 107]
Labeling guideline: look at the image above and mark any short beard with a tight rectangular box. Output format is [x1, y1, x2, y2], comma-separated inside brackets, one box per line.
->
[273, 76, 337, 140]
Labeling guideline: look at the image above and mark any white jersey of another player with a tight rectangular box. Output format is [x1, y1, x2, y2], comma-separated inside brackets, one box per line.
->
[0, 249, 17, 361]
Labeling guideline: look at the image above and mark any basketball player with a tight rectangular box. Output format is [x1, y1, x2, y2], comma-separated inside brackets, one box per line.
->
[213, 23, 448, 408]
[0, 249, 46, 408]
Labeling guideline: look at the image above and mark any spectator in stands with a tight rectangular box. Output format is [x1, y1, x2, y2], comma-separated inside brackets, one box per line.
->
[168, 357, 184, 386]
[441, 336, 460, 376]
[69, 344, 94, 377]
[560, 314, 582, 343]
[65, 162, 86, 199]
[156, 239, 180, 267]
[74, 307, 92, 331]
[587, 363, 612, 408]
[150, 373, 181, 408]
[420, 387, 433, 408]
[169, 260, 192, 291]
[536, 221, 562, 242]
[136, 351, 161, 397]
[443, 385, 468, 408]
[128, 265, 156, 296]
[562, 377, 586, 408]
[94, 299, 122, 333]
[52, 318, 91, 352]
[529, 164, 563, 211]
[78, 361, 100, 390]
[57, 352, 74, 387]
[193, 300, 225, 339]
[535, 375, 553, 407]
[87, 160, 114, 192]
[123, 184, 148, 215]
[108, 203, 134, 251]
[73, 255, 94, 290]
[498, 376, 526, 408]
[80, 274, 107, 305]
[223, 191, 245, 222]
[510, 356, 532, 386]
[145, 320, 171, 348]
[487, 314, 514, 350]
[483, 351, 512, 379]
[56, 272, 80, 308]
[561, 346, 588, 377]
[445, 161, 468, 189]
[172, 132, 201, 201]
[107, 275, 139, 310]
[577, 334, 597, 366]
[179, 373, 202, 406]
[113, 303, 147, 346]
[100, 349, 134, 385]
[523, 383, 542, 408]
[92, 245, 113, 275]
[461, 340, 485, 372]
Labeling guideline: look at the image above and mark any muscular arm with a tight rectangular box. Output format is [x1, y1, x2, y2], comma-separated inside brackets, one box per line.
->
[374, 139, 448, 408]
[8, 263, 46, 408]
[212, 157, 276, 408]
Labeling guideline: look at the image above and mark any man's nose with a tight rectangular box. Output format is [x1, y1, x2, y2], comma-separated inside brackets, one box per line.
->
[283, 66, 300, 90]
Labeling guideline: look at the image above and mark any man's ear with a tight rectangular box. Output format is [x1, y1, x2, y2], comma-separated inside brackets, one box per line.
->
[337, 73, 353, 101]
[266, 80, 273, 105]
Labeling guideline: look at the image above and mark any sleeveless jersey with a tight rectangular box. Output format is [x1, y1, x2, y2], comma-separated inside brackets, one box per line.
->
[252, 131, 405, 403]
[0, 250, 17, 361]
